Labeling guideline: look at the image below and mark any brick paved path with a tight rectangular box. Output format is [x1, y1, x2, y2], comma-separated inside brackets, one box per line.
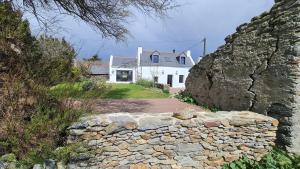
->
[88, 98, 205, 114]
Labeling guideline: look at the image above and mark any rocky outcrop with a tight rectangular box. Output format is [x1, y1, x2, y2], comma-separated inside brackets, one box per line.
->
[186, 0, 300, 153]
[66, 111, 278, 169]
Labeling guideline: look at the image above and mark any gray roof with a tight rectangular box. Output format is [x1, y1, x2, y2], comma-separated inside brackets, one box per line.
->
[112, 57, 137, 68]
[90, 63, 109, 75]
[140, 50, 194, 67]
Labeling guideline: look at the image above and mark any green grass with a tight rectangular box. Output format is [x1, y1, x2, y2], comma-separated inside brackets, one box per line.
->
[102, 84, 169, 99]
[50, 82, 169, 99]
[49, 81, 105, 99]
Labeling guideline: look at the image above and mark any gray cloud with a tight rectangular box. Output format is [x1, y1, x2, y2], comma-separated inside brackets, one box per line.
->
[27, 0, 274, 61]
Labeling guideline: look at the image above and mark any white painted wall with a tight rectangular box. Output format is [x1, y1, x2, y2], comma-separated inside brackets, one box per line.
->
[139, 66, 190, 88]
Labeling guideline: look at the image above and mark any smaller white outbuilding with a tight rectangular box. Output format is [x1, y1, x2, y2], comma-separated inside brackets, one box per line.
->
[109, 47, 195, 88]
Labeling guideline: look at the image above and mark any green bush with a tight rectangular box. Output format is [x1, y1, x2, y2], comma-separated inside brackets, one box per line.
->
[223, 149, 300, 169]
[136, 79, 154, 88]
[52, 143, 88, 163]
[175, 91, 198, 105]
[175, 92, 221, 112]
[82, 80, 95, 91]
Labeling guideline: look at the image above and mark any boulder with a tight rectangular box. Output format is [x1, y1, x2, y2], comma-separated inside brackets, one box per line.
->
[185, 0, 300, 153]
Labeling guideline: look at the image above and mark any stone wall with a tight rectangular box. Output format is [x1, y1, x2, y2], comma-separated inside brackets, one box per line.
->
[185, 0, 300, 153]
[66, 111, 278, 169]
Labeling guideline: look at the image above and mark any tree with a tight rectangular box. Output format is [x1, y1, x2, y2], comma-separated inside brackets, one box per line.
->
[0, 1, 40, 157]
[87, 54, 101, 62]
[8, 0, 176, 40]
[35, 36, 76, 85]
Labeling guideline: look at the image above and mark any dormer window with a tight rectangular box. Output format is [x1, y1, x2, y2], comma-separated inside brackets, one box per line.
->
[180, 56, 186, 65]
[152, 55, 159, 63]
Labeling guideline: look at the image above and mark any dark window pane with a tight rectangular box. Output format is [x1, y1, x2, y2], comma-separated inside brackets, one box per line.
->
[154, 76, 158, 83]
[180, 57, 186, 64]
[116, 70, 133, 82]
[152, 55, 159, 63]
[179, 75, 184, 83]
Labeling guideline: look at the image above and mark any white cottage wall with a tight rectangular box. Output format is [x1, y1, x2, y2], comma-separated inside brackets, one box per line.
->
[140, 66, 190, 88]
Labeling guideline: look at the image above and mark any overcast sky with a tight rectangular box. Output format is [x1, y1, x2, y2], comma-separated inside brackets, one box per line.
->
[27, 0, 274, 61]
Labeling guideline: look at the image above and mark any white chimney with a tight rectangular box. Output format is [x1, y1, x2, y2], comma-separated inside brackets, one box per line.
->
[186, 50, 195, 65]
[109, 55, 113, 70]
[137, 47, 143, 66]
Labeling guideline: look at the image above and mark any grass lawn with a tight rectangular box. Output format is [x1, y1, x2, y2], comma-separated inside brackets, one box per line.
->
[50, 82, 169, 99]
[103, 83, 169, 99]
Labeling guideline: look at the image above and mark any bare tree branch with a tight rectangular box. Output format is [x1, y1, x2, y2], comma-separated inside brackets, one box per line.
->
[9, 0, 177, 40]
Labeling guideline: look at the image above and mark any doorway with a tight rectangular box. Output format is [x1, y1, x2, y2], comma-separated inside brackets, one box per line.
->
[167, 75, 173, 87]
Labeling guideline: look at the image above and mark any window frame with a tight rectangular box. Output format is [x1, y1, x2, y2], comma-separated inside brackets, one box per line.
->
[116, 70, 133, 82]
[180, 56, 186, 65]
[152, 54, 159, 63]
[179, 75, 184, 83]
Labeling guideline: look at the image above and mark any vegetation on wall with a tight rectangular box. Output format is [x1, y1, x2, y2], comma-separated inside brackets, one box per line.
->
[223, 149, 300, 169]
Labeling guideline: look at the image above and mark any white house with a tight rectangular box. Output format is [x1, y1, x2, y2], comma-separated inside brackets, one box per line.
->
[109, 47, 195, 88]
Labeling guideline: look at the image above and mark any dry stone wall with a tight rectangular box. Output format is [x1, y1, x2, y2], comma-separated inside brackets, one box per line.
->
[185, 0, 300, 153]
[66, 111, 278, 169]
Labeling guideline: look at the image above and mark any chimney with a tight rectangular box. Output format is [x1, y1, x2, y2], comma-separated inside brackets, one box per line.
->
[173, 49, 176, 53]
[186, 50, 195, 65]
[137, 47, 143, 66]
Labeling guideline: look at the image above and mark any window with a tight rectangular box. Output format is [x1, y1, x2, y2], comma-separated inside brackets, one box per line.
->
[154, 76, 158, 83]
[152, 55, 159, 63]
[179, 75, 184, 83]
[116, 70, 133, 82]
[180, 57, 186, 64]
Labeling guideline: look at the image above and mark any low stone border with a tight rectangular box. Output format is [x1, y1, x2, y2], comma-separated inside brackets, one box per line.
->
[65, 110, 278, 169]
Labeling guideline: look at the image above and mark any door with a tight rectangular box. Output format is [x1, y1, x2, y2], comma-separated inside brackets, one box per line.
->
[167, 75, 173, 87]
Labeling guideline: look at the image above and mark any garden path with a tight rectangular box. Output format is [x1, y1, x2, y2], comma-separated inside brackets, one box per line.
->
[87, 98, 205, 114]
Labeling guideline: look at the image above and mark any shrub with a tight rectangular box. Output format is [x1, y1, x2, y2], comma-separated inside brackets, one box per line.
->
[223, 149, 300, 169]
[136, 79, 154, 88]
[175, 91, 198, 105]
[82, 80, 95, 91]
[52, 143, 88, 163]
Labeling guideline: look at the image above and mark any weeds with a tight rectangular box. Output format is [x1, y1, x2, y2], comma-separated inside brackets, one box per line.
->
[223, 148, 300, 169]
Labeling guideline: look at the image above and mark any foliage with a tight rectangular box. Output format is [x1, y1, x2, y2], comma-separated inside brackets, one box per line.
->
[0, 91, 84, 167]
[175, 92, 198, 105]
[175, 91, 221, 112]
[103, 84, 170, 99]
[0, 3, 85, 168]
[52, 143, 88, 164]
[136, 79, 155, 88]
[50, 78, 111, 99]
[223, 149, 300, 169]
[86, 54, 101, 61]
[33, 36, 77, 86]
[0, 154, 16, 162]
